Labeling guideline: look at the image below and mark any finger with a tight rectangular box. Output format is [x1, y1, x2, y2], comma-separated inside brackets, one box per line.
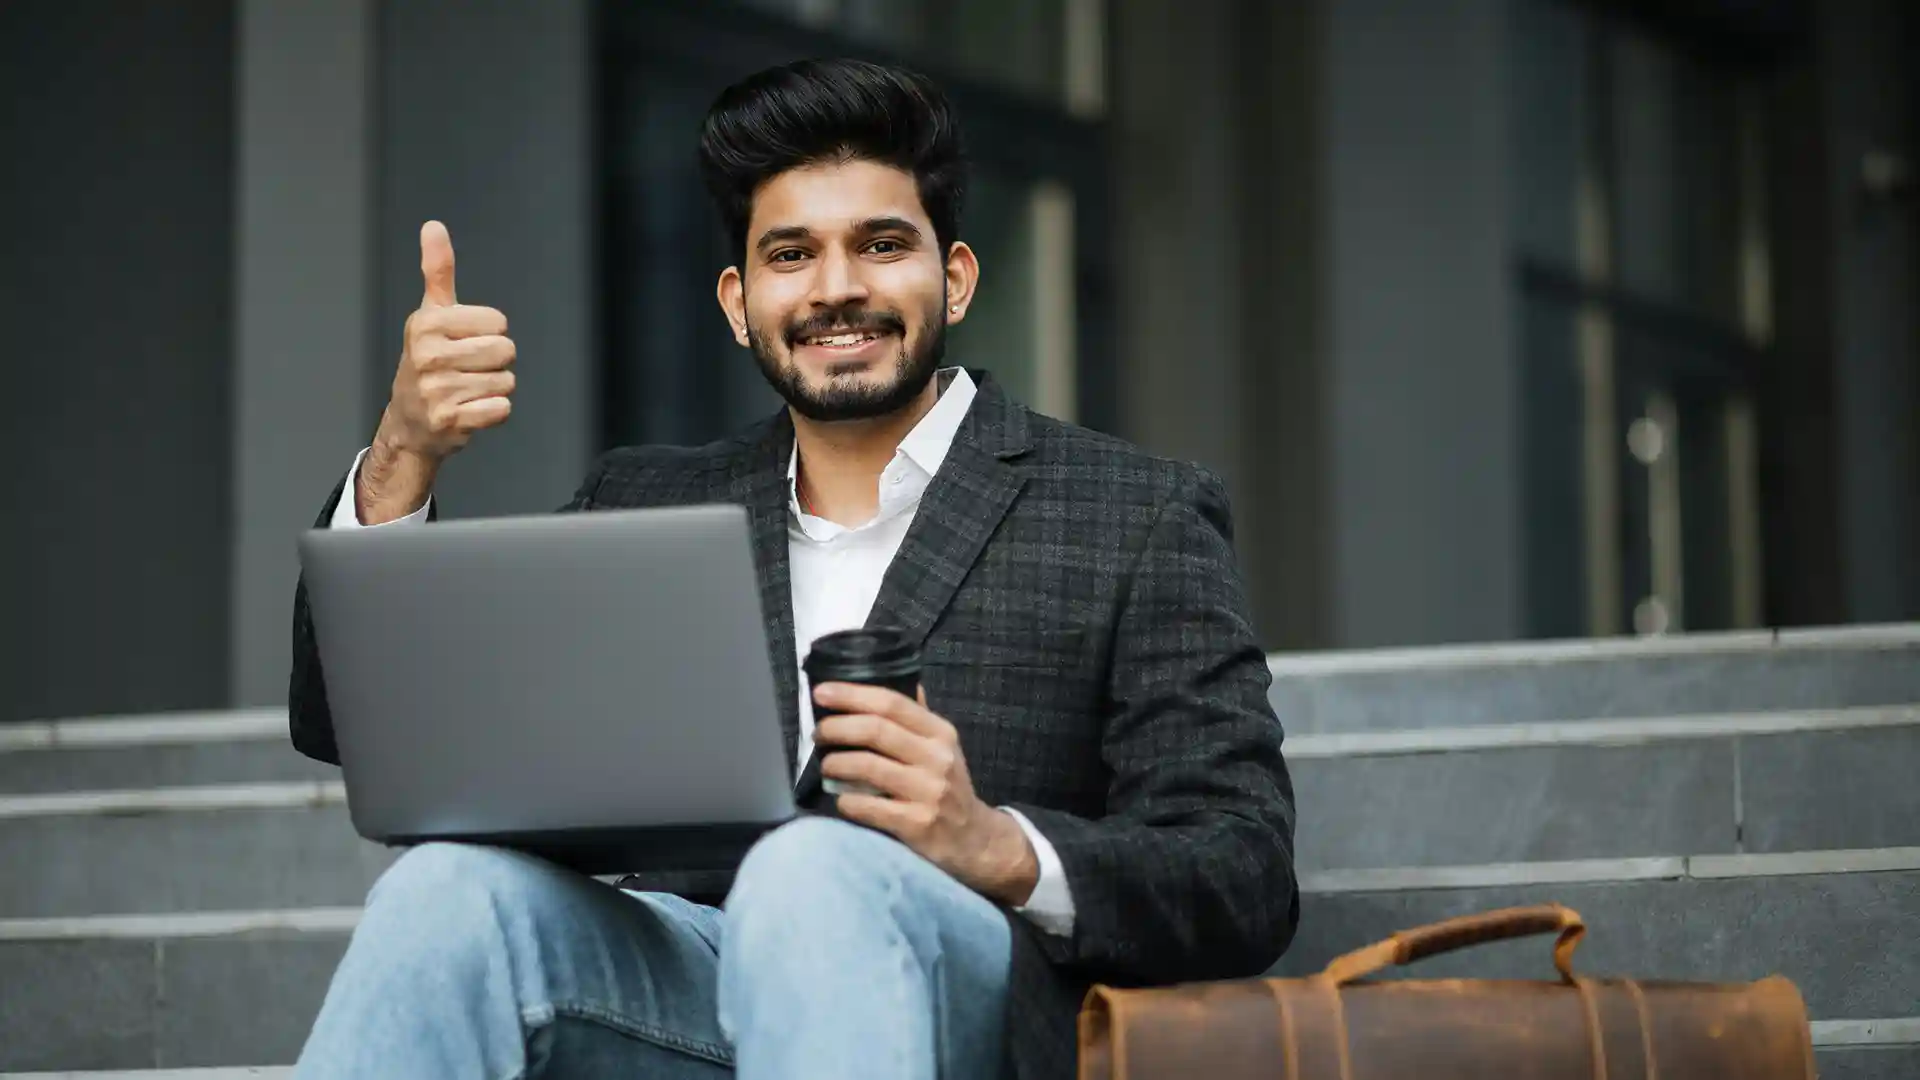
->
[836, 791, 930, 838]
[452, 396, 511, 431]
[821, 750, 941, 803]
[814, 713, 945, 769]
[411, 305, 508, 340]
[433, 369, 515, 404]
[420, 334, 516, 372]
[420, 220, 457, 308]
[814, 682, 946, 739]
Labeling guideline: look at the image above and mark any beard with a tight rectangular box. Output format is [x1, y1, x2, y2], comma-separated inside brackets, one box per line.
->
[747, 296, 947, 423]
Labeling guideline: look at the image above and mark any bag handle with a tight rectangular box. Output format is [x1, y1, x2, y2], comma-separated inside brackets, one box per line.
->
[1317, 903, 1586, 986]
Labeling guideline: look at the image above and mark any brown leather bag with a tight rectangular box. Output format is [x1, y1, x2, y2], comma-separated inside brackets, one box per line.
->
[1079, 904, 1815, 1079]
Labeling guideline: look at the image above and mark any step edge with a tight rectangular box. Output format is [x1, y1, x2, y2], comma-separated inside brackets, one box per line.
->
[1302, 856, 1688, 893]
[0, 710, 289, 754]
[0, 1030, 1910, 1078]
[1285, 705, 1920, 758]
[0, 781, 346, 821]
[1690, 847, 1920, 879]
[1268, 623, 1920, 678]
[1301, 846, 1920, 893]
[0, 907, 361, 941]
[1811, 1016, 1920, 1048]
[1, 1060, 293, 1068]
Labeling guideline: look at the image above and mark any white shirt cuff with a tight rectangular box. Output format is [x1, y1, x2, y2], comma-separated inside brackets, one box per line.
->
[1001, 807, 1074, 937]
[329, 447, 432, 529]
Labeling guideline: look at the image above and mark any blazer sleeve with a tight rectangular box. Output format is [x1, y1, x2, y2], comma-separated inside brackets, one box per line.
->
[287, 455, 611, 764]
[1003, 467, 1299, 984]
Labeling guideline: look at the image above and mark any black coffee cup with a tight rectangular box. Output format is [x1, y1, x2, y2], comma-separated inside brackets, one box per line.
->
[803, 626, 921, 797]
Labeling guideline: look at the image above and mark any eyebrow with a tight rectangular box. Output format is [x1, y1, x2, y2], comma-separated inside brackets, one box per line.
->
[753, 216, 925, 256]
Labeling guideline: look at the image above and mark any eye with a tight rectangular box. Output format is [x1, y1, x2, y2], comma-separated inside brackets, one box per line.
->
[769, 249, 807, 264]
[867, 239, 904, 255]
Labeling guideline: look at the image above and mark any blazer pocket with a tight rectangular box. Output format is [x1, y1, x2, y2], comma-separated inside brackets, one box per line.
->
[922, 613, 1091, 672]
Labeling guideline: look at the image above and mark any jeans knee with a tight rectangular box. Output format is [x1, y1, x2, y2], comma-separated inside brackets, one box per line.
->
[726, 818, 904, 926]
[359, 843, 552, 963]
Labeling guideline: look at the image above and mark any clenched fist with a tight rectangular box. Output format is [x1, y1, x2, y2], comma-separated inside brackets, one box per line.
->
[356, 221, 516, 523]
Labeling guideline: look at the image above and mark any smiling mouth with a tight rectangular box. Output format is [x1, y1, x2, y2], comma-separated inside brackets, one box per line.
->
[797, 329, 891, 349]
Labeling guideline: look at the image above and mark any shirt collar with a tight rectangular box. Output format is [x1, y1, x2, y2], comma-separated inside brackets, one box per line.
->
[784, 367, 978, 518]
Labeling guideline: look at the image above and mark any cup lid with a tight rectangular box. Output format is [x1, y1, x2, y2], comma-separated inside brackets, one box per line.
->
[804, 626, 919, 671]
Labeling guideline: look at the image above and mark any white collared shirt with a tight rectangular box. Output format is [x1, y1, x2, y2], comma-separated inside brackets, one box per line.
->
[331, 368, 1075, 936]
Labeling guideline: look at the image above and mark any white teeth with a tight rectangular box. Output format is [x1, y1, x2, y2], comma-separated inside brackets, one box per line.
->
[807, 332, 878, 347]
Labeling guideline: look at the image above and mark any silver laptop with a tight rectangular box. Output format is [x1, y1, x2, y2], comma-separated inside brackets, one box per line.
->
[297, 503, 797, 874]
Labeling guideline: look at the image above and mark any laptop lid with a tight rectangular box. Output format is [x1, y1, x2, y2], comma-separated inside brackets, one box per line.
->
[297, 503, 795, 867]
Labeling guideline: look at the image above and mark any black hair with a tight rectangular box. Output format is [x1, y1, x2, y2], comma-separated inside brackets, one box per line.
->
[698, 58, 967, 261]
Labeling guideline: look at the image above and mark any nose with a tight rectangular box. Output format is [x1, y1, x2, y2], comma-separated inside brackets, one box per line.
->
[808, 246, 870, 309]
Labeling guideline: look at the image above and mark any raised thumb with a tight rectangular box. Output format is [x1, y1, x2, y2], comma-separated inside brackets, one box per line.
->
[419, 220, 457, 308]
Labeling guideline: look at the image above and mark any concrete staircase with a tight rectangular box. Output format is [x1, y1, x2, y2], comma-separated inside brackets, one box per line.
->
[1274, 624, 1920, 1080]
[1, 625, 1916, 1075]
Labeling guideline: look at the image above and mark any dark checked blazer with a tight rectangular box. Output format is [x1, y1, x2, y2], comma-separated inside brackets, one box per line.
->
[288, 371, 1298, 1080]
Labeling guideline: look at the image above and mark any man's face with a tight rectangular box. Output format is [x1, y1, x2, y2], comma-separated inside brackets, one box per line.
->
[719, 159, 975, 422]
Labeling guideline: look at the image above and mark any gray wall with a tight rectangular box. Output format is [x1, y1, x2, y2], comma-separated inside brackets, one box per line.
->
[376, 0, 596, 521]
[1110, 0, 1522, 651]
[1823, 0, 1920, 624]
[230, 0, 376, 707]
[0, 1, 235, 722]
[1320, 0, 1522, 647]
[1109, 1, 1252, 542]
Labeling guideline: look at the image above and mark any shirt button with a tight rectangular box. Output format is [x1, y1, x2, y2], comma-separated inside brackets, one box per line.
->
[890, 473, 904, 485]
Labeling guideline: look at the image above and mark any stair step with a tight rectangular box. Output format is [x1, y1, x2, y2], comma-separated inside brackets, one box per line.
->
[1, 1060, 293, 1068]
[2, 889, 1911, 1073]
[1288, 706, 1920, 870]
[1279, 848, 1920, 1026]
[0, 912, 351, 1072]
[1268, 624, 1920, 734]
[1813, 1049, 1920, 1080]
[0, 784, 386, 919]
[0, 711, 325, 795]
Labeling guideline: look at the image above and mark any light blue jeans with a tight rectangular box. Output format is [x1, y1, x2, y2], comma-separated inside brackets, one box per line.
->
[295, 817, 1013, 1079]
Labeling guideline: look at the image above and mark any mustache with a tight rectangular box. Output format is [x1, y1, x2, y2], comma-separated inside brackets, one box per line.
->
[785, 307, 906, 345]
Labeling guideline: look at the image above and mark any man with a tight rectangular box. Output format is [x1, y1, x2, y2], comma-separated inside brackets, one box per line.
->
[288, 58, 1296, 1080]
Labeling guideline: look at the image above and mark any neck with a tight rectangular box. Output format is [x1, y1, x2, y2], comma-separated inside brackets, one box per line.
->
[792, 378, 941, 527]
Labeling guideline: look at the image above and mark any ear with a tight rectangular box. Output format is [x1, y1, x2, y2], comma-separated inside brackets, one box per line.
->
[716, 266, 750, 347]
[943, 241, 980, 325]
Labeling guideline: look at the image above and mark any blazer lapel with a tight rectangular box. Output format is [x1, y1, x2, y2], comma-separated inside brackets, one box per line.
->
[865, 374, 1033, 650]
[728, 411, 802, 776]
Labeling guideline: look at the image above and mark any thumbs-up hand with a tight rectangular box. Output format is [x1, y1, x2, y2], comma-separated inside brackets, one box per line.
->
[357, 222, 517, 523]
[380, 220, 516, 460]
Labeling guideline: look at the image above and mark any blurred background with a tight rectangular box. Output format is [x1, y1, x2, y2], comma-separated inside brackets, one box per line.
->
[3, 0, 1916, 724]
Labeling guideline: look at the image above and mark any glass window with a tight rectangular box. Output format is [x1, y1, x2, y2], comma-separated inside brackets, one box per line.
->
[1510, 0, 1767, 636]
[729, 0, 1097, 114]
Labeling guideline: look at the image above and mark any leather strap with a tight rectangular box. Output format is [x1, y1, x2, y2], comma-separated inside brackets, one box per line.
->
[1279, 978, 1354, 1080]
[1624, 978, 1658, 1080]
[1572, 975, 1608, 1080]
[1321, 903, 1587, 985]
[1265, 980, 1301, 1080]
[1322, 977, 1354, 1080]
